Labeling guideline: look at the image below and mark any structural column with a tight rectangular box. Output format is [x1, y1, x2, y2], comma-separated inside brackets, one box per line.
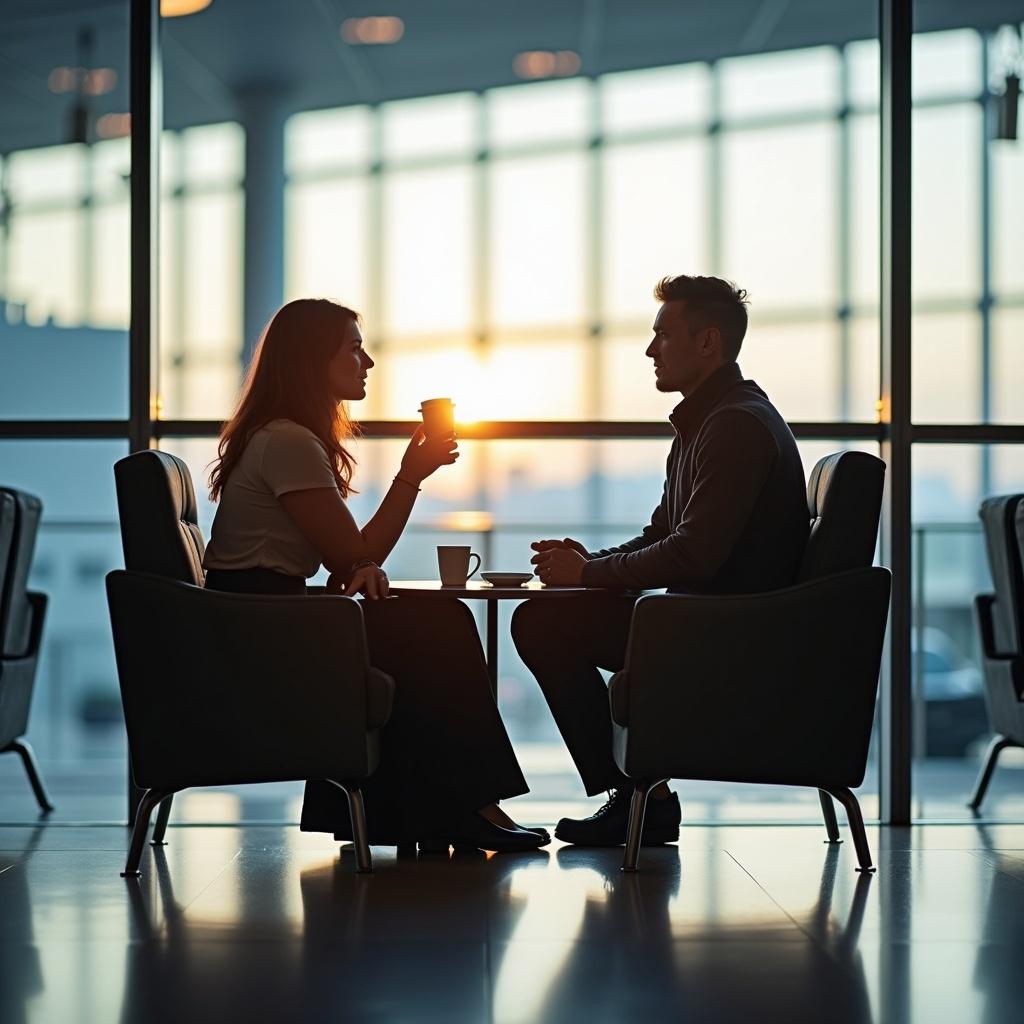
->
[127, 0, 161, 824]
[239, 88, 287, 367]
[879, 0, 913, 825]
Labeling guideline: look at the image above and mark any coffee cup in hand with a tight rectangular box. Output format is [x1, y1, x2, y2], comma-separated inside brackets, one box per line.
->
[420, 397, 455, 439]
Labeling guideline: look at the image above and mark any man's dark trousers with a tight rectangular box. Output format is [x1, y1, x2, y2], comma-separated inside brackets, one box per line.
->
[511, 593, 638, 795]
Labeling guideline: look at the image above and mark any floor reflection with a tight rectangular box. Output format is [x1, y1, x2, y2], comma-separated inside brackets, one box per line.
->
[3, 823, 1024, 1023]
[0, 827, 45, 1024]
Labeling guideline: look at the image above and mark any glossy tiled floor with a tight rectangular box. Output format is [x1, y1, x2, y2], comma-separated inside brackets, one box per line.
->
[2, 819, 1023, 1023]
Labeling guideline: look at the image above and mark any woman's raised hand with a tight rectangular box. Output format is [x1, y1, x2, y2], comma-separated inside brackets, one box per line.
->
[399, 424, 459, 484]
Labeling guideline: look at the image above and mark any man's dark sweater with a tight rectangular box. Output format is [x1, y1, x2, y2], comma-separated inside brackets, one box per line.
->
[580, 361, 809, 594]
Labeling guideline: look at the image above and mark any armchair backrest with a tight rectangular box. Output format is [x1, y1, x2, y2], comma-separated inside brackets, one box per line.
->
[0, 488, 43, 659]
[978, 494, 1024, 656]
[798, 452, 885, 583]
[113, 451, 205, 586]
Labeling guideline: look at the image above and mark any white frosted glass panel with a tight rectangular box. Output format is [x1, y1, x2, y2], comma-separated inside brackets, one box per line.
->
[375, 342, 477, 420]
[182, 122, 244, 186]
[848, 316, 882, 423]
[601, 64, 709, 135]
[7, 145, 84, 204]
[8, 210, 83, 325]
[912, 30, 981, 101]
[847, 39, 879, 109]
[488, 79, 589, 148]
[992, 308, 1024, 425]
[382, 93, 476, 160]
[181, 192, 243, 353]
[483, 340, 587, 419]
[161, 362, 242, 420]
[160, 131, 181, 193]
[992, 140, 1024, 296]
[602, 139, 706, 320]
[490, 153, 586, 328]
[286, 106, 372, 174]
[91, 202, 130, 329]
[721, 124, 837, 310]
[849, 113, 880, 308]
[601, 334, 677, 421]
[740, 321, 840, 421]
[383, 166, 473, 335]
[720, 47, 840, 119]
[912, 446, 981, 521]
[285, 179, 368, 312]
[92, 138, 131, 200]
[912, 105, 980, 301]
[911, 311, 980, 424]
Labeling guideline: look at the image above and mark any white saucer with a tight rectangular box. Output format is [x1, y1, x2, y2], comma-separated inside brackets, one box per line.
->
[480, 572, 534, 587]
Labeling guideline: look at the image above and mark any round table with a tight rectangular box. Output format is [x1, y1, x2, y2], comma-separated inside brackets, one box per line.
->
[387, 580, 598, 697]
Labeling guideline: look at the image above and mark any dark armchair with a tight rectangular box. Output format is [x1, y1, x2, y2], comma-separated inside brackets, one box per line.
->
[968, 494, 1024, 811]
[0, 487, 53, 814]
[610, 452, 891, 873]
[109, 450, 393, 876]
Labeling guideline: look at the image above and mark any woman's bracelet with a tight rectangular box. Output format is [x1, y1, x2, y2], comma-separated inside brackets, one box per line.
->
[393, 474, 422, 492]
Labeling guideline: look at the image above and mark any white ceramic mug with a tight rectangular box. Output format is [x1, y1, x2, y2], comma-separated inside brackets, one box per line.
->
[437, 545, 481, 586]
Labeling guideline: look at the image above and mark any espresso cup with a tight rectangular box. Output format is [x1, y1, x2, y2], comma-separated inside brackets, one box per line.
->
[420, 397, 455, 439]
[437, 545, 481, 586]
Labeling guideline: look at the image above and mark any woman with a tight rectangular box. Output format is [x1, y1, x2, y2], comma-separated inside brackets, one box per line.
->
[203, 298, 545, 852]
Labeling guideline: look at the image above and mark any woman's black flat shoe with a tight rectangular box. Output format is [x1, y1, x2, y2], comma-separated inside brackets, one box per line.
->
[421, 817, 550, 853]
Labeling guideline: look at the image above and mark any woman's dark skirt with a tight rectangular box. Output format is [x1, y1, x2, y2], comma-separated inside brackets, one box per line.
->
[203, 567, 529, 844]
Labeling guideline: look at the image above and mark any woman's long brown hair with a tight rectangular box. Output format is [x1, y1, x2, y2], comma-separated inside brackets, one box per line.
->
[209, 298, 360, 502]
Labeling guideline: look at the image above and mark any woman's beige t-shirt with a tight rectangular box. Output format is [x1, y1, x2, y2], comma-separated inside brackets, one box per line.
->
[203, 419, 339, 578]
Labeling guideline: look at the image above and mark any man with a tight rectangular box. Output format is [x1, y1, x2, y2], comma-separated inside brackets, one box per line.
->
[511, 274, 809, 846]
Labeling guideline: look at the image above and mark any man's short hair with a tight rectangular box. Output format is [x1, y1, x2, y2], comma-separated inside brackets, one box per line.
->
[654, 275, 750, 361]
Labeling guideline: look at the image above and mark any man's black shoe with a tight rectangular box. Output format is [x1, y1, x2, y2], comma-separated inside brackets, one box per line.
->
[554, 788, 680, 847]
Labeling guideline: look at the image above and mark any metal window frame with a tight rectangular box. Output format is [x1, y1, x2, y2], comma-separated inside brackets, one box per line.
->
[6, 0, 1024, 826]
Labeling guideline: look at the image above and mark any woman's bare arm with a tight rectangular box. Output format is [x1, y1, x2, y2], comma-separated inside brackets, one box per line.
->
[277, 426, 458, 575]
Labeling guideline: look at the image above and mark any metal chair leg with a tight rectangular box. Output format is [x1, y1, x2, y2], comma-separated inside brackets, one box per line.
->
[826, 787, 875, 873]
[122, 788, 171, 877]
[151, 794, 174, 845]
[3, 739, 54, 813]
[330, 781, 373, 873]
[818, 789, 841, 844]
[968, 735, 1015, 811]
[622, 780, 663, 873]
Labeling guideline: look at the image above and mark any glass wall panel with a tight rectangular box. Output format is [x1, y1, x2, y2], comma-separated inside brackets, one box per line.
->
[719, 47, 841, 119]
[992, 308, 1024, 424]
[601, 139, 706, 321]
[600, 64, 709, 135]
[489, 153, 587, 329]
[285, 178, 369, 308]
[720, 123, 838, 312]
[991, 136, 1024, 297]
[911, 445, 1024, 822]
[0, 3, 129, 420]
[285, 106, 372, 175]
[912, 311, 982, 424]
[911, 103, 981, 303]
[382, 93, 477, 161]
[382, 166, 474, 336]
[0, 441, 128, 822]
[487, 80, 590, 149]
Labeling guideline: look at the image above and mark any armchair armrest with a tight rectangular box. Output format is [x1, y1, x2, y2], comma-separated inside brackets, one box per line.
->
[613, 567, 891, 788]
[14, 592, 47, 663]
